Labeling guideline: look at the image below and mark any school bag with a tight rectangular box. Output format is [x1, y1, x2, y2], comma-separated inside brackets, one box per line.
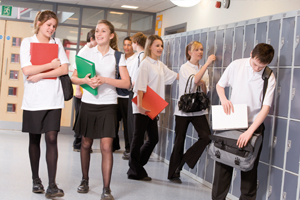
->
[115, 51, 131, 96]
[207, 66, 273, 172]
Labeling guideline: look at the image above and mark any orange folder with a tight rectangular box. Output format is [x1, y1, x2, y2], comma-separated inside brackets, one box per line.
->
[30, 43, 59, 80]
[132, 86, 169, 120]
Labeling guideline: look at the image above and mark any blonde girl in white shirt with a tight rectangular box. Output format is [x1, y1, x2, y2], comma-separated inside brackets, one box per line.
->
[20, 10, 69, 198]
[168, 41, 216, 183]
[71, 20, 130, 200]
[127, 35, 178, 181]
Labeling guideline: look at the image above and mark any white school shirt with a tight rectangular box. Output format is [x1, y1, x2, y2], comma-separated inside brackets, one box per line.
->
[174, 61, 209, 117]
[75, 46, 126, 105]
[128, 51, 144, 84]
[20, 35, 70, 111]
[132, 56, 177, 114]
[218, 57, 276, 124]
[118, 52, 137, 99]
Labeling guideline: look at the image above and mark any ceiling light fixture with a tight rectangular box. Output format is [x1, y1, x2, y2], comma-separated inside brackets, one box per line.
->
[170, 0, 202, 7]
[121, 5, 138, 9]
[109, 11, 124, 15]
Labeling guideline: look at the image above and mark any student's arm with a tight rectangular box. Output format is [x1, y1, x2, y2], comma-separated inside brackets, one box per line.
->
[194, 54, 216, 84]
[237, 105, 270, 148]
[98, 65, 130, 89]
[71, 69, 99, 89]
[197, 80, 207, 94]
[137, 90, 150, 115]
[26, 63, 68, 82]
[216, 83, 234, 114]
[22, 58, 61, 76]
[75, 85, 82, 98]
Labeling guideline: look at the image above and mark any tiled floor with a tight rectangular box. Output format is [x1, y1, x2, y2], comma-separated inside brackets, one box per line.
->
[0, 129, 212, 200]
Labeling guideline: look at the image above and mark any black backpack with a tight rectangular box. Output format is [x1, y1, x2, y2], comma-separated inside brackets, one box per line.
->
[115, 51, 130, 96]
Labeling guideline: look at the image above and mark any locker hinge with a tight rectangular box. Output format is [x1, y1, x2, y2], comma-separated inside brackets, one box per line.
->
[291, 88, 296, 101]
[256, 180, 259, 190]
[295, 35, 299, 49]
[268, 185, 272, 198]
[282, 191, 287, 200]
[273, 136, 277, 147]
[286, 140, 292, 152]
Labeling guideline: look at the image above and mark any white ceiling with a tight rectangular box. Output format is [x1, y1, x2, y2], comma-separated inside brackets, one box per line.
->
[35, 0, 177, 13]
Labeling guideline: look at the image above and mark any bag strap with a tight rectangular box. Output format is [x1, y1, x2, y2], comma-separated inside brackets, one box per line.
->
[115, 51, 122, 79]
[184, 74, 195, 94]
[137, 51, 144, 67]
[261, 66, 273, 108]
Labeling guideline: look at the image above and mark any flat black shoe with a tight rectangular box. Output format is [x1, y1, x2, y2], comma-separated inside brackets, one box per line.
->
[32, 178, 45, 193]
[45, 183, 64, 199]
[122, 150, 130, 160]
[101, 188, 114, 200]
[141, 176, 152, 181]
[169, 177, 182, 184]
[77, 179, 89, 193]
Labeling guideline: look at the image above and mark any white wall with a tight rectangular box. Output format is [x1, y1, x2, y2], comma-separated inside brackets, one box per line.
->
[158, 0, 300, 36]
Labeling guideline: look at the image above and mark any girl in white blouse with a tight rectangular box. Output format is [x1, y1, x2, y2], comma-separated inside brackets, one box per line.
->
[20, 10, 69, 198]
[127, 35, 179, 181]
[71, 20, 130, 200]
[168, 41, 216, 183]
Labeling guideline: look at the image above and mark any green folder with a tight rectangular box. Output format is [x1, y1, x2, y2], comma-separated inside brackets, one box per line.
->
[75, 55, 98, 95]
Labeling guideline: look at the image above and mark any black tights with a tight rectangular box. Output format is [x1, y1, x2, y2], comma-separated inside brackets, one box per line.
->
[29, 131, 58, 184]
[81, 136, 113, 189]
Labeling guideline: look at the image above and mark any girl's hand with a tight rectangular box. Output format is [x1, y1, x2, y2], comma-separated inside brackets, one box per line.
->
[206, 54, 216, 66]
[51, 58, 61, 69]
[83, 73, 98, 89]
[27, 73, 43, 82]
[75, 85, 82, 98]
[198, 80, 207, 94]
[95, 76, 107, 86]
[138, 105, 151, 115]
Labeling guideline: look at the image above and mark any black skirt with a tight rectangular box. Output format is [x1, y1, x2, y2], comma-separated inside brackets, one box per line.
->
[74, 102, 118, 139]
[22, 109, 62, 134]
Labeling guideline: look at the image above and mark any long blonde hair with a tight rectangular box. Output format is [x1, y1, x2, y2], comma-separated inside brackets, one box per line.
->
[33, 10, 58, 34]
[97, 19, 119, 51]
[143, 35, 163, 60]
[186, 41, 203, 60]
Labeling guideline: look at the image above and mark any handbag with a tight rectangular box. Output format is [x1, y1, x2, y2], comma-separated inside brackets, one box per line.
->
[208, 66, 273, 171]
[178, 74, 210, 112]
[115, 51, 131, 96]
[60, 74, 73, 101]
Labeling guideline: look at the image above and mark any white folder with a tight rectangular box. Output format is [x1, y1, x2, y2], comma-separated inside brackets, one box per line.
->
[211, 104, 248, 130]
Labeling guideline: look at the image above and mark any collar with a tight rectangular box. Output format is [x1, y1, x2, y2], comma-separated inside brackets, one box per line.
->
[187, 61, 200, 69]
[92, 46, 114, 55]
[126, 52, 137, 61]
[247, 57, 264, 76]
[33, 34, 56, 43]
[146, 56, 158, 64]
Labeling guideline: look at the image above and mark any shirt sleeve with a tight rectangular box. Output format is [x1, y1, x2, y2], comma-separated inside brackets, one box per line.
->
[20, 37, 32, 68]
[119, 53, 126, 67]
[218, 61, 235, 88]
[262, 72, 276, 107]
[162, 63, 177, 85]
[55, 38, 70, 66]
[133, 62, 148, 93]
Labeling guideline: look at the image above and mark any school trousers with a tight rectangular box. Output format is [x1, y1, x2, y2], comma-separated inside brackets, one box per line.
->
[212, 124, 265, 200]
[168, 115, 211, 179]
[127, 114, 158, 179]
[113, 97, 130, 151]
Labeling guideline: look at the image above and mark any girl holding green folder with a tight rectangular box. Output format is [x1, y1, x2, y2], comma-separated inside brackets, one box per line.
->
[71, 20, 130, 200]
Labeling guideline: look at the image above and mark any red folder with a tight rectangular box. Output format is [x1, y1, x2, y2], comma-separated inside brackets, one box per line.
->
[132, 86, 169, 120]
[30, 43, 59, 80]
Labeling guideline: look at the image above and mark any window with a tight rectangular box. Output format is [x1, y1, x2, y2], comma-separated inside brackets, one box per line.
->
[8, 87, 17, 96]
[11, 54, 20, 63]
[107, 10, 129, 29]
[57, 5, 80, 25]
[55, 26, 79, 48]
[12, 37, 22, 47]
[9, 70, 18, 80]
[131, 13, 153, 32]
[82, 8, 104, 26]
[7, 104, 16, 112]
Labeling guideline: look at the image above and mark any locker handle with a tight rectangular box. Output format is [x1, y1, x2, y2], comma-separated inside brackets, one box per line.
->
[256, 180, 259, 190]
[291, 88, 296, 101]
[5, 58, 8, 75]
[287, 140, 292, 152]
[296, 35, 299, 49]
[277, 87, 281, 97]
[273, 136, 277, 147]
[244, 41, 247, 53]
[280, 37, 285, 49]
[267, 38, 271, 45]
[268, 185, 272, 198]
[234, 43, 237, 53]
[282, 192, 286, 200]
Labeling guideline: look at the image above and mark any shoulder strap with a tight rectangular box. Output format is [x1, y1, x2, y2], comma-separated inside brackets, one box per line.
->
[261, 66, 273, 108]
[137, 52, 144, 67]
[114, 51, 122, 79]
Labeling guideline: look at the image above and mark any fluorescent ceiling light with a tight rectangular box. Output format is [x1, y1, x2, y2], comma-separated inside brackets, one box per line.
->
[170, 0, 202, 7]
[121, 5, 138, 9]
[110, 11, 124, 15]
[68, 18, 78, 20]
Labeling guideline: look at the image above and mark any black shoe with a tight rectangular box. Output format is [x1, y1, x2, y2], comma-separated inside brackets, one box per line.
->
[122, 150, 130, 160]
[169, 177, 182, 184]
[101, 188, 114, 200]
[45, 183, 64, 199]
[77, 179, 89, 193]
[141, 176, 152, 181]
[32, 178, 45, 193]
[73, 146, 81, 152]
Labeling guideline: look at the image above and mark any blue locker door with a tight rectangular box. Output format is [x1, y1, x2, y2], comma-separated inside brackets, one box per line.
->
[162, 39, 168, 64]
[187, 34, 193, 45]
[168, 99, 176, 130]
[160, 128, 168, 158]
[208, 31, 215, 58]
[275, 69, 291, 117]
[223, 28, 234, 67]
[163, 99, 170, 129]
[290, 69, 300, 120]
[268, 167, 283, 200]
[167, 38, 174, 69]
[260, 116, 273, 163]
[171, 79, 178, 99]
[283, 172, 298, 200]
[212, 69, 222, 105]
[256, 22, 267, 44]
[233, 26, 244, 60]
[194, 33, 200, 42]
[268, 68, 277, 116]
[232, 169, 241, 198]
[244, 24, 255, 58]
[197, 148, 207, 179]
[257, 163, 269, 200]
[268, 20, 281, 67]
[179, 35, 186, 66]
[200, 32, 207, 66]
[279, 17, 295, 66]
[174, 37, 180, 68]
[166, 130, 174, 161]
[294, 16, 300, 66]
[271, 118, 287, 168]
[286, 120, 300, 174]
[215, 30, 224, 67]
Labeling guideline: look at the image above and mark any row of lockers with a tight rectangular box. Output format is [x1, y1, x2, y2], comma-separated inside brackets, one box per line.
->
[155, 10, 300, 200]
